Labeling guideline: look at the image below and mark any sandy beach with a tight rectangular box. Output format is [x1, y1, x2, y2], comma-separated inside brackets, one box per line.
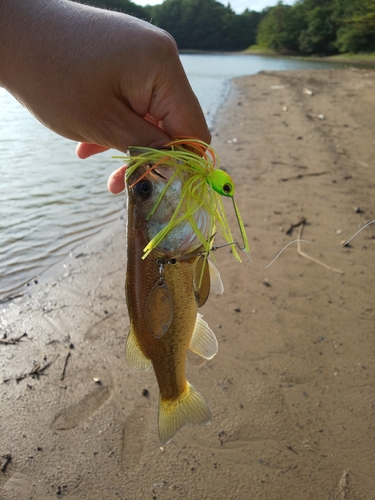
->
[1, 68, 374, 499]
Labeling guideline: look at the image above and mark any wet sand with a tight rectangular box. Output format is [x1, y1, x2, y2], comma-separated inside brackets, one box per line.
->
[1, 68, 374, 499]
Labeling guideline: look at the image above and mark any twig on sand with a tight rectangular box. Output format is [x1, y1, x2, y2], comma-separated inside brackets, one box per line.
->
[298, 222, 344, 274]
[279, 171, 328, 182]
[60, 351, 71, 381]
[0, 332, 28, 345]
[0, 294, 24, 304]
[3, 355, 59, 383]
[0, 453, 12, 472]
[286, 217, 306, 236]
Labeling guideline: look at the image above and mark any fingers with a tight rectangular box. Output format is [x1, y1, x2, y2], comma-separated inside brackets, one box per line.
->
[161, 92, 211, 146]
[76, 104, 173, 159]
[76, 143, 109, 159]
[149, 54, 211, 145]
[107, 106, 172, 152]
[107, 166, 126, 194]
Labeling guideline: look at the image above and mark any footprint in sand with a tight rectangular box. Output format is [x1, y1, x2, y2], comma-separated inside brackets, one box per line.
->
[121, 403, 153, 471]
[51, 385, 112, 430]
[2, 472, 50, 500]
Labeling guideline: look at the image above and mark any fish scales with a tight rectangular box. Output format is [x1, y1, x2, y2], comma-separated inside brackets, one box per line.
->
[126, 219, 198, 400]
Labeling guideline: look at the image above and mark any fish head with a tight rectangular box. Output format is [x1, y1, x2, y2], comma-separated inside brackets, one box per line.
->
[127, 163, 179, 223]
[126, 159, 210, 256]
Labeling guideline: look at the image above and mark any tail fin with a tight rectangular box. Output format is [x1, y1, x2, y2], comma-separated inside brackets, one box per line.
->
[158, 382, 212, 445]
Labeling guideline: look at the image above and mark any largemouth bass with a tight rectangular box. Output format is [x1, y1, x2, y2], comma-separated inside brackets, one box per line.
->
[120, 139, 249, 445]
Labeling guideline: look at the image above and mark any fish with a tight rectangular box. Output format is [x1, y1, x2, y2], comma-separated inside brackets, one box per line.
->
[118, 138, 249, 445]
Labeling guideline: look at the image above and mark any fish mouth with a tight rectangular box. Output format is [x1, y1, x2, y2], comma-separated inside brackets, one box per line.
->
[152, 169, 167, 180]
[147, 206, 212, 257]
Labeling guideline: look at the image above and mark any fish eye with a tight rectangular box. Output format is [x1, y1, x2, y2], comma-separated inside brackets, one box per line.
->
[223, 183, 232, 195]
[134, 180, 152, 199]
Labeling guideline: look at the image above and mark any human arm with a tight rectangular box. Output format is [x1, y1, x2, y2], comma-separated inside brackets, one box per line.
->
[0, 0, 210, 192]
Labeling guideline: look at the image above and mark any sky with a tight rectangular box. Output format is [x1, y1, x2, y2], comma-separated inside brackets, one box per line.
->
[133, 0, 296, 14]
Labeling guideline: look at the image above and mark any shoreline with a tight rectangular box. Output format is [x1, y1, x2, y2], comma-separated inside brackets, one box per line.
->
[179, 48, 375, 67]
[1, 68, 374, 499]
[242, 48, 375, 67]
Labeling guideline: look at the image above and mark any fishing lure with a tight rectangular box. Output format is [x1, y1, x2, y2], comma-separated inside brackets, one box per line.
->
[113, 137, 249, 260]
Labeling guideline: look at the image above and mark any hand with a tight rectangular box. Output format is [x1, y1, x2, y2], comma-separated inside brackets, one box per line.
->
[0, 0, 210, 194]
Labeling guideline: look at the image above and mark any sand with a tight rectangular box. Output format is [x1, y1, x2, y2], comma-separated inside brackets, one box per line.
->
[1, 68, 374, 500]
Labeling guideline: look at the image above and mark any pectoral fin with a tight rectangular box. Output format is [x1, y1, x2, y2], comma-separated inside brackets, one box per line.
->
[189, 313, 218, 360]
[208, 260, 224, 294]
[125, 327, 152, 371]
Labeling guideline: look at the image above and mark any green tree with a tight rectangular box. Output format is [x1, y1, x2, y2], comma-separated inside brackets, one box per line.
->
[238, 9, 264, 48]
[256, 2, 300, 52]
[149, 0, 260, 51]
[334, 0, 375, 53]
[297, 0, 337, 54]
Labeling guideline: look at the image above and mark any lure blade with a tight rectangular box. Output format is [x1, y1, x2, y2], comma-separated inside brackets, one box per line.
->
[145, 281, 174, 339]
[193, 255, 211, 307]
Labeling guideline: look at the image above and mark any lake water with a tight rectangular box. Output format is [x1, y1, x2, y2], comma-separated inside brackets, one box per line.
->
[0, 54, 342, 301]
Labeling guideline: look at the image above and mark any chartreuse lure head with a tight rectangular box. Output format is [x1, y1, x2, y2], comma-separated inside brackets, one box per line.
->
[207, 169, 234, 197]
[113, 137, 249, 258]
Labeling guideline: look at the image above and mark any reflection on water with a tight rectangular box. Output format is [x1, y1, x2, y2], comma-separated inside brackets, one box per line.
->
[0, 54, 341, 301]
[0, 87, 124, 300]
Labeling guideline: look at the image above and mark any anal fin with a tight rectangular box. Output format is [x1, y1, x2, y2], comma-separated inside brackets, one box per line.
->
[125, 327, 152, 371]
[189, 313, 218, 360]
[158, 382, 212, 445]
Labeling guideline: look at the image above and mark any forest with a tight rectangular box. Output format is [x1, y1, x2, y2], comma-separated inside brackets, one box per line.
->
[74, 0, 375, 54]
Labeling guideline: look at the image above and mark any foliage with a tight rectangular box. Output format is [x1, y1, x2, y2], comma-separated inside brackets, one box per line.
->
[73, 0, 375, 54]
[256, 3, 301, 52]
[257, 0, 375, 54]
[334, 0, 375, 53]
[147, 0, 262, 51]
[297, 0, 337, 54]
